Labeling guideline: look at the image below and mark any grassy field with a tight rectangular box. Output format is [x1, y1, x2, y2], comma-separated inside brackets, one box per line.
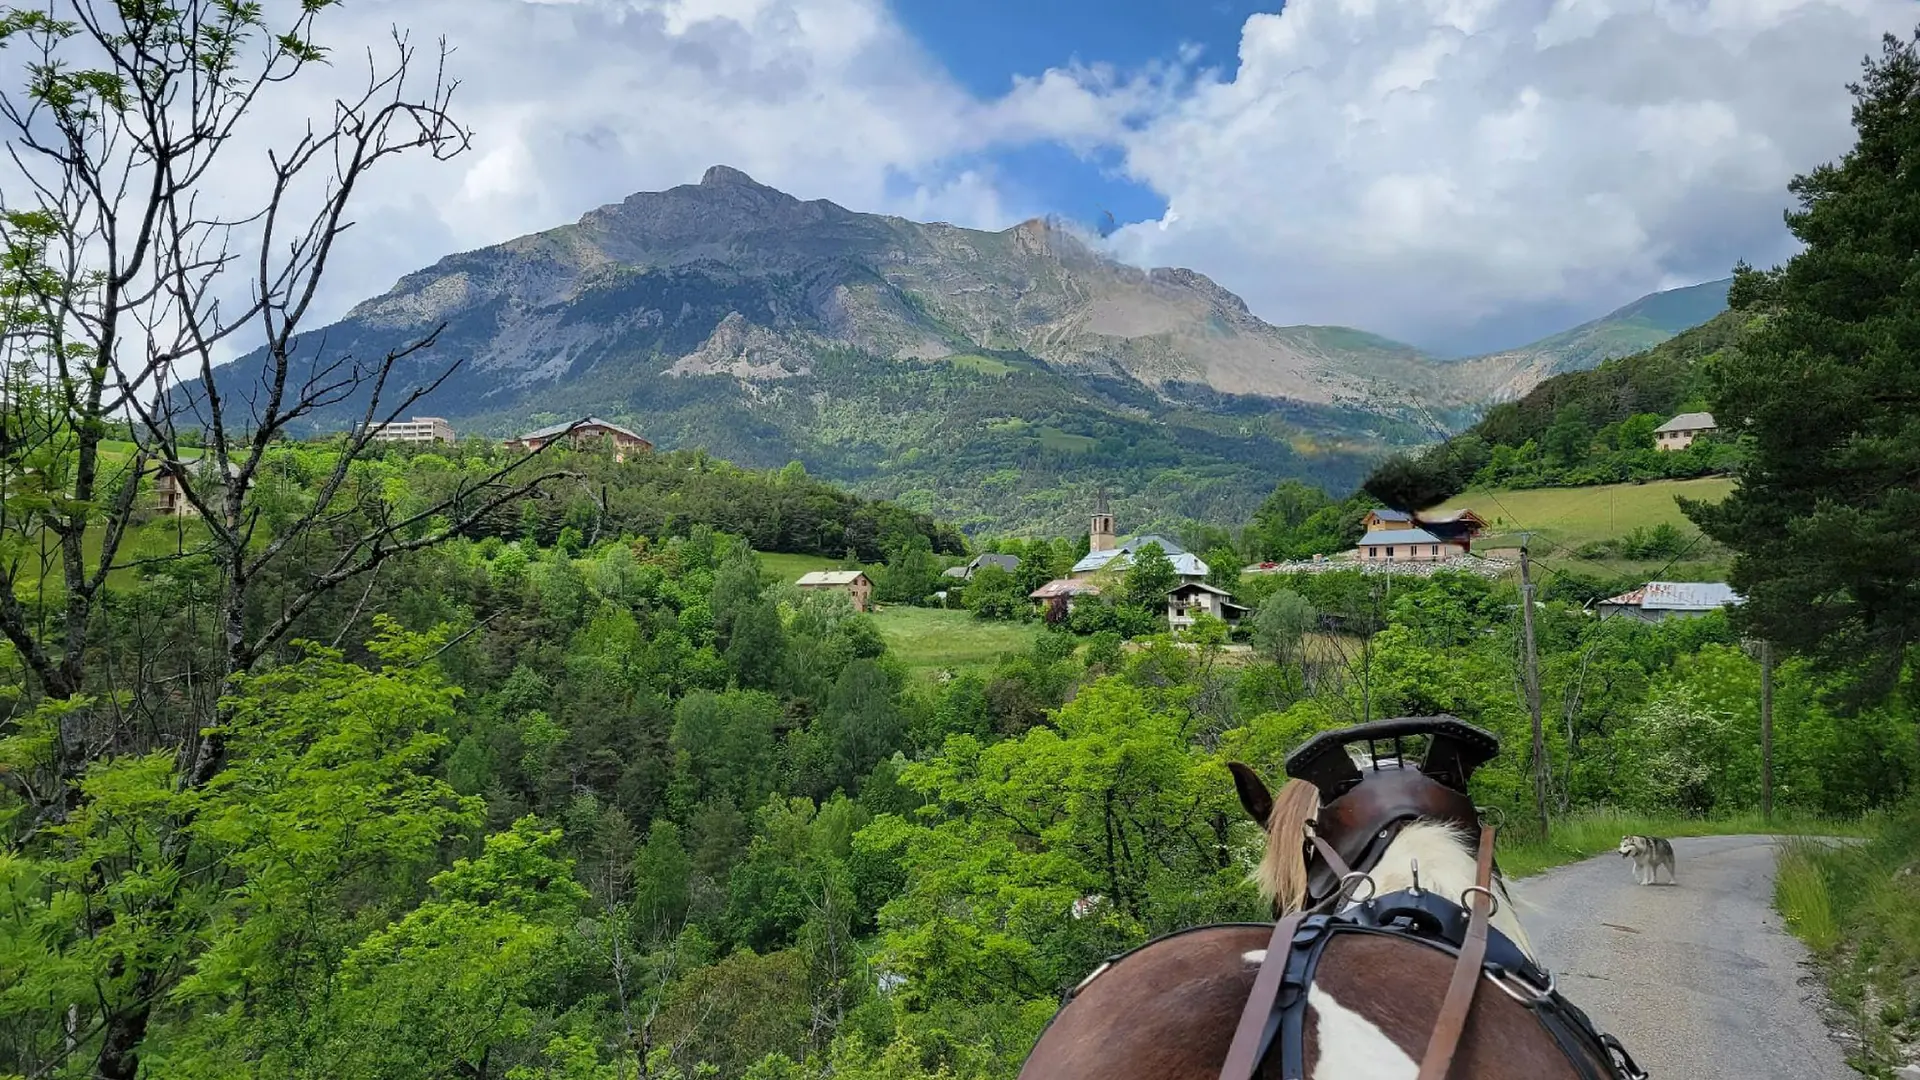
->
[870, 606, 1040, 682]
[756, 550, 866, 583]
[1497, 806, 1864, 879]
[1439, 477, 1735, 552]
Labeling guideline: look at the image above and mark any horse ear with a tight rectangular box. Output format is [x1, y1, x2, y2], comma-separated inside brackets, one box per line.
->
[1228, 762, 1273, 827]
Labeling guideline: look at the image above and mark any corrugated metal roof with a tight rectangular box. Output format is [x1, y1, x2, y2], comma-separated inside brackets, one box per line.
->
[796, 570, 868, 586]
[1355, 529, 1446, 546]
[1655, 412, 1717, 434]
[1030, 578, 1102, 599]
[1070, 537, 1205, 576]
[1599, 581, 1742, 610]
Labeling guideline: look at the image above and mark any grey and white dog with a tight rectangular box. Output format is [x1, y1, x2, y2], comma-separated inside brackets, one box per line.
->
[1618, 835, 1676, 885]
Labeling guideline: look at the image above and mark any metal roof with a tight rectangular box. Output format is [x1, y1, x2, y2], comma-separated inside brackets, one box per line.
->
[515, 416, 648, 443]
[1368, 508, 1414, 522]
[1030, 578, 1102, 599]
[1655, 412, 1717, 434]
[1071, 537, 1205, 576]
[1356, 529, 1446, 546]
[796, 570, 869, 586]
[970, 553, 1021, 572]
[1599, 581, 1742, 611]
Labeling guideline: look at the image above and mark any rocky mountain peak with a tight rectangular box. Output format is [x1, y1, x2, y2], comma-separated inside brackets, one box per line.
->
[700, 164, 765, 189]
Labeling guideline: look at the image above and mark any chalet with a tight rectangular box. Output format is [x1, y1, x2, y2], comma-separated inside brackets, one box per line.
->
[1415, 508, 1488, 546]
[795, 570, 874, 612]
[1654, 412, 1717, 452]
[506, 417, 652, 461]
[1363, 508, 1415, 531]
[153, 457, 249, 517]
[1167, 582, 1250, 631]
[364, 416, 455, 444]
[942, 552, 1021, 581]
[1357, 529, 1468, 564]
[1597, 581, 1742, 623]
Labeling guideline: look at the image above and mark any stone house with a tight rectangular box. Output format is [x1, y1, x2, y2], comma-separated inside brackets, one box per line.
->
[795, 570, 874, 612]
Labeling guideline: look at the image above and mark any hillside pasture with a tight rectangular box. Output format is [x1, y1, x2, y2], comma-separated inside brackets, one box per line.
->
[870, 606, 1040, 682]
[1440, 477, 1732, 550]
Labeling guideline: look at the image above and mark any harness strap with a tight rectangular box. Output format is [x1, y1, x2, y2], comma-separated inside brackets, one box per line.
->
[1217, 912, 1305, 1080]
[1415, 824, 1497, 1080]
[1308, 831, 1355, 880]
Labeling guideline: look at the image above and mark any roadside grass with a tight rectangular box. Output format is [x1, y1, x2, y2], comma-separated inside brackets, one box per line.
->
[1498, 806, 1866, 879]
[1437, 477, 1735, 555]
[1773, 802, 1920, 1076]
[870, 606, 1040, 683]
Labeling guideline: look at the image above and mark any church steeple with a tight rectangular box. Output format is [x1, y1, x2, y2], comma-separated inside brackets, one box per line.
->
[1090, 487, 1116, 553]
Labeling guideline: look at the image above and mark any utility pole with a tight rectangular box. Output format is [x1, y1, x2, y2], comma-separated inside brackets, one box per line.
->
[1761, 640, 1774, 824]
[1519, 541, 1549, 839]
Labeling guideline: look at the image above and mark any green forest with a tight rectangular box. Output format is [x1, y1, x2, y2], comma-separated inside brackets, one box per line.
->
[9, 4, 1920, 1079]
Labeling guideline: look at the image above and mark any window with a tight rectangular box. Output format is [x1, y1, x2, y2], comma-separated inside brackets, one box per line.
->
[1369, 547, 1378, 558]
[1386, 547, 1395, 557]
[1432, 545, 1440, 556]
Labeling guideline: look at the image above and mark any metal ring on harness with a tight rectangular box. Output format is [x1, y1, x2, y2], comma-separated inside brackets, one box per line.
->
[1459, 884, 1499, 918]
[1336, 871, 1377, 906]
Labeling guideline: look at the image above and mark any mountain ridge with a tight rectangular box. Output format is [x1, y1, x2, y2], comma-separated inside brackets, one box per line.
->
[206, 166, 1730, 532]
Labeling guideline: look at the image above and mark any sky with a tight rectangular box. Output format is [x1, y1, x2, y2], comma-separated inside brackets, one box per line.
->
[42, 0, 1920, 356]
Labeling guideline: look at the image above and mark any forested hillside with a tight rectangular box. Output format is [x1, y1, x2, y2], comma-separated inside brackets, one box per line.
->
[1366, 310, 1751, 510]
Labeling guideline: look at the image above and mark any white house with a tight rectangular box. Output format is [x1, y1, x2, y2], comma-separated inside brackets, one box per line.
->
[1355, 528, 1468, 564]
[1166, 582, 1250, 631]
[1654, 412, 1718, 452]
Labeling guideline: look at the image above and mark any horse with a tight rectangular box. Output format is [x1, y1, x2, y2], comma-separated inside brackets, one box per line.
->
[1018, 717, 1643, 1080]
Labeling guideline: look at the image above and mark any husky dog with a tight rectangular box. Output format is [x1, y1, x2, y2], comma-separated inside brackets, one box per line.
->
[1619, 834, 1676, 885]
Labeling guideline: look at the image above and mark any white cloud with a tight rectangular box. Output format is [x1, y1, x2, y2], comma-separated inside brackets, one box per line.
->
[1097, 0, 1920, 351]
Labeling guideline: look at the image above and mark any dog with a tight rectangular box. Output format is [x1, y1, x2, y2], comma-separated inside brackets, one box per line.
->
[1618, 834, 1676, 886]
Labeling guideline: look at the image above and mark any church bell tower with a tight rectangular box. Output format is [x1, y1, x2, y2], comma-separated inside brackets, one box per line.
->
[1090, 488, 1116, 553]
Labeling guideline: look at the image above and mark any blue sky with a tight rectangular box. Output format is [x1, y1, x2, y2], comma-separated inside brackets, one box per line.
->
[215, 0, 1920, 355]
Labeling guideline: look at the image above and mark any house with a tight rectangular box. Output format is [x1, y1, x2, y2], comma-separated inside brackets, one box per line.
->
[153, 456, 250, 517]
[1654, 412, 1718, 452]
[1355, 529, 1468, 564]
[364, 416, 455, 444]
[795, 570, 874, 612]
[941, 552, 1021, 581]
[1415, 509, 1487, 547]
[1029, 577, 1102, 616]
[1597, 581, 1743, 622]
[506, 417, 653, 461]
[1167, 582, 1250, 631]
[1070, 535, 1208, 583]
[1365, 507, 1486, 548]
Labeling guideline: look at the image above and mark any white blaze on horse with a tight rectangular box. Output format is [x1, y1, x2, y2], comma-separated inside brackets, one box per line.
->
[1018, 717, 1645, 1080]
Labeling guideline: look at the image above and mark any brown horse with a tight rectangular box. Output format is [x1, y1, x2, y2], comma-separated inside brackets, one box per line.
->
[1019, 769, 1632, 1080]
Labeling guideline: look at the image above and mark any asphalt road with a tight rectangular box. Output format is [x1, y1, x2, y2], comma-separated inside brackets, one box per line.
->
[1508, 835, 1855, 1080]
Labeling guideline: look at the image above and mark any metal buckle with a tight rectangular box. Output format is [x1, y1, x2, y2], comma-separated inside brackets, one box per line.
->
[1459, 884, 1500, 918]
[1336, 871, 1377, 907]
[1488, 965, 1556, 1005]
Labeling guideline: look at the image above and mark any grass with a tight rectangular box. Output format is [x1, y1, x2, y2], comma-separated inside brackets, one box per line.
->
[1037, 427, 1097, 454]
[1438, 477, 1736, 554]
[943, 353, 1016, 377]
[1497, 806, 1865, 879]
[1772, 803, 1920, 1075]
[756, 550, 866, 583]
[870, 606, 1040, 683]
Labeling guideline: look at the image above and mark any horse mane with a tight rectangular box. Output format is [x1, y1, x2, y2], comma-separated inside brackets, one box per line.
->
[1256, 778, 1322, 913]
[1254, 779, 1535, 958]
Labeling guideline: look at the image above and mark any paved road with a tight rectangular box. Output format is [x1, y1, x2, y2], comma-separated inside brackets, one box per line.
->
[1508, 835, 1853, 1079]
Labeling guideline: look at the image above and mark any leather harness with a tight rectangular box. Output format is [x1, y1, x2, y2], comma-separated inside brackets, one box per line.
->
[1215, 717, 1649, 1080]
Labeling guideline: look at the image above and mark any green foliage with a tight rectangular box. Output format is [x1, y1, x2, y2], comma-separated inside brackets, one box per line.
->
[1687, 32, 1920, 704]
[1122, 543, 1177, 608]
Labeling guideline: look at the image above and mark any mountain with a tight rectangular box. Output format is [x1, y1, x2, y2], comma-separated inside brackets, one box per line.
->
[1452, 278, 1733, 402]
[205, 166, 1729, 534]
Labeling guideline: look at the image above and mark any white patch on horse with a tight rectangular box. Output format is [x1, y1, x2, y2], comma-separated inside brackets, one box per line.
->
[1242, 950, 1267, 966]
[1366, 821, 1535, 960]
[1307, 983, 1419, 1080]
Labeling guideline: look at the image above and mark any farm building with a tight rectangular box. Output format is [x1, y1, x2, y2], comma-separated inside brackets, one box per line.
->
[1654, 412, 1718, 452]
[506, 417, 652, 461]
[942, 553, 1021, 581]
[1167, 582, 1250, 631]
[1597, 581, 1742, 622]
[795, 570, 874, 612]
